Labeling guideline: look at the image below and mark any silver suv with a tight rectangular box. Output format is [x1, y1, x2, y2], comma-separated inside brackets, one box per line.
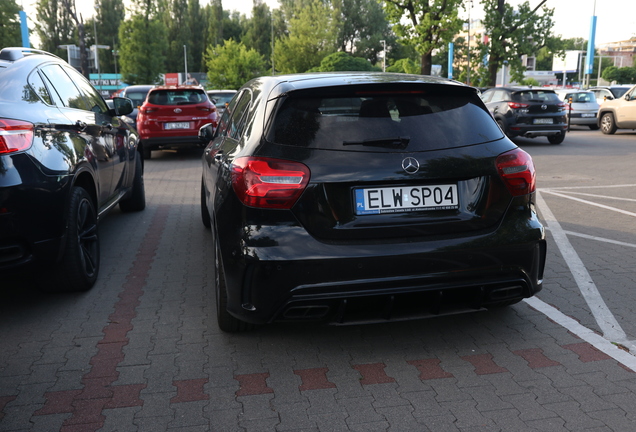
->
[597, 84, 636, 134]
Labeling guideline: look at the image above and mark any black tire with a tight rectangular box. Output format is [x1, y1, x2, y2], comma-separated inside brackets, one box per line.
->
[588, 124, 600, 130]
[44, 187, 100, 292]
[215, 239, 255, 332]
[201, 178, 211, 229]
[547, 131, 565, 144]
[600, 112, 617, 135]
[119, 153, 146, 212]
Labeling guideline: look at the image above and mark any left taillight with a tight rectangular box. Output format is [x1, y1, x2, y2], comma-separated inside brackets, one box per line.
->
[495, 148, 536, 196]
[231, 157, 310, 209]
[0, 119, 34, 154]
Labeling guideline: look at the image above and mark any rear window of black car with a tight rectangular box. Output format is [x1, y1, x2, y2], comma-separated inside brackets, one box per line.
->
[266, 87, 502, 151]
[512, 90, 560, 103]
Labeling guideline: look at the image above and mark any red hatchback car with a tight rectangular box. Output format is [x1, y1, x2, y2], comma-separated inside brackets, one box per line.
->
[137, 85, 218, 158]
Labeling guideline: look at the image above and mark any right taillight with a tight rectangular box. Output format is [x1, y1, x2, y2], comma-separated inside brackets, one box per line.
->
[0, 119, 34, 154]
[507, 102, 529, 109]
[496, 148, 536, 196]
[231, 157, 310, 209]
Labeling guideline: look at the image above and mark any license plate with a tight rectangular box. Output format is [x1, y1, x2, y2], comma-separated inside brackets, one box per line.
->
[581, 113, 595, 118]
[165, 122, 190, 130]
[533, 118, 553, 124]
[355, 184, 459, 215]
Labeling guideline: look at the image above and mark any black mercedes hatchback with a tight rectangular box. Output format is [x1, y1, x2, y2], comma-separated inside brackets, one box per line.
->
[0, 48, 145, 292]
[200, 72, 546, 332]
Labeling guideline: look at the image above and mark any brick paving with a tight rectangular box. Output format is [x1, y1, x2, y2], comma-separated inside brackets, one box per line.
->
[1, 148, 636, 431]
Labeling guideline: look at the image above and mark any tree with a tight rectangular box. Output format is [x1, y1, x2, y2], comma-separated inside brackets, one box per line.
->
[602, 66, 636, 84]
[386, 58, 420, 74]
[93, 0, 125, 74]
[313, 51, 379, 72]
[118, 1, 168, 84]
[164, 0, 190, 73]
[476, 0, 556, 86]
[243, 1, 272, 62]
[0, 0, 22, 48]
[60, 0, 89, 77]
[382, 0, 464, 75]
[333, 0, 393, 65]
[35, 0, 75, 58]
[205, 39, 266, 89]
[187, 0, 206, 71]
[274, 0, 337, 73]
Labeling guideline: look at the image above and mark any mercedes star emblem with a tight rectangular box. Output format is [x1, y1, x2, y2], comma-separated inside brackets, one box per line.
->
[402, 157, 420, 174]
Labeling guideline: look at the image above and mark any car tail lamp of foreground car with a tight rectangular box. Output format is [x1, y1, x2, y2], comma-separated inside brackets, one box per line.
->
[0, 119, 33, 154]
[496, 148, 536, 196]
[231, 157, 310, 209]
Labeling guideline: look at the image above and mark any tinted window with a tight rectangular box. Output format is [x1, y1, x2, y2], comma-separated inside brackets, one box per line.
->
[147, 89, 206, 105]
[124, 90, 151, 106]
[228, 91, 251, 139]
[27, 71, 52, 105]
[512, 90, 560, 103]
[610, 88, 629, 98]
[267, 88, 503, 151]
[67, 67, 109, 114]
[40, 64, 89, 110]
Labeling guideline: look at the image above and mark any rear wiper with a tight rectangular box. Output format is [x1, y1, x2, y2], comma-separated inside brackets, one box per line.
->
[343, 136, 410, 149]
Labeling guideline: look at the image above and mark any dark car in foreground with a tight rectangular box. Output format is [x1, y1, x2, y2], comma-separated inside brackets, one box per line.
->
[0, 47, 145, 292]
[200, 72, 546, 332]
[480, 87, 568, 144]
[137, 85, 218, 158]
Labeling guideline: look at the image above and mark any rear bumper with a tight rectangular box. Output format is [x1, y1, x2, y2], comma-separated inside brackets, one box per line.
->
[218, 204, 546, 325]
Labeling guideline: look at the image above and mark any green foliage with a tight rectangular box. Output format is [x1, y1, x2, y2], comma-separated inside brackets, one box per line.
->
[602, 66, 636, 84]
[477, 0, 556, 86]
[273, 0, 337, 73]
[205, 39, 266, 89]
[382, 0, 464, 75]
[333, 0, 392, 65]
[520, 77, 540, 86]
[316, 52, 378, 72]
[242, 2, 272, 62]
[87, 0, 125, 74]
[0, 0, 22, 48]
[386, 58, 420, 74]
[118, 13, 168, 84]
[35, 0, 75, 56]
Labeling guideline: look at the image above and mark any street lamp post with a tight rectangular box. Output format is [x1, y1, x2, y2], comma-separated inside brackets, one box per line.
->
[93, 4, 100, 82]
[380, 40, 386, 72]
[466, 0, 473, 85]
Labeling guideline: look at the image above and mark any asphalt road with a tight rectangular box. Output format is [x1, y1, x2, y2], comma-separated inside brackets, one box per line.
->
[1, 127, 636, 431]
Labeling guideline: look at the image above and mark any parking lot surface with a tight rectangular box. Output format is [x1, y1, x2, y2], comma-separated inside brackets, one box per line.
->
[2, 129, 636, 431]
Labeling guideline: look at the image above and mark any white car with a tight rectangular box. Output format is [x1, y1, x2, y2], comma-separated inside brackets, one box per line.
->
[597, 84, 636, 134]
[555, 89, 600, 130]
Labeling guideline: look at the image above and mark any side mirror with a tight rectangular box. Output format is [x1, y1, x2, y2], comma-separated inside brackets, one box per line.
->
[112, 97, 134, 116]
[199, 123, 216, 143]
[211, 98, 217, 105]
[625, 94, 632, 101]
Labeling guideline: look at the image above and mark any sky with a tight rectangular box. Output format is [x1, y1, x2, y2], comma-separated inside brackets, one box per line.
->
[21, 0, 636, 47]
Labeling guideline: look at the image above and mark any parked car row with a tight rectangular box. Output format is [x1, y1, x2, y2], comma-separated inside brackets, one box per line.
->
[479, 84, 636, 142]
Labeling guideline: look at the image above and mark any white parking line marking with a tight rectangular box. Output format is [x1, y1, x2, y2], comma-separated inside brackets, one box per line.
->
[561, 230, 636, 248]
[542, 190, 636, 218]
[536, 191, 628, 343]
[542, 184, 636, 191]
[524, 297, 636, 371]
[556, 191, 636, 203]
